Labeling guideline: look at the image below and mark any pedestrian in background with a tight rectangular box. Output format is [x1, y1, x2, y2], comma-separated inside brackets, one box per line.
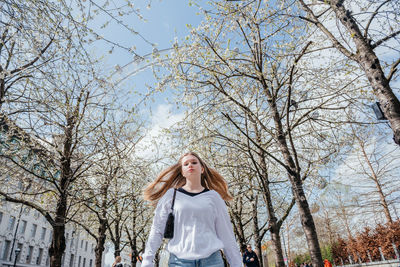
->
[324, 259, 332, 267]
[112, 256, 123, 267]
[243, 244, 260, 267]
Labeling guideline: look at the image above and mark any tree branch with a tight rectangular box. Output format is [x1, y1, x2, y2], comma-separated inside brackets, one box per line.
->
[298, 0, 354, 59]
[371, 30, 400, 49]
[364, 0, 391, 39]
[0, 191, 55, 226]
[387, 57, 400, 83]
[10, 38, 54, 74]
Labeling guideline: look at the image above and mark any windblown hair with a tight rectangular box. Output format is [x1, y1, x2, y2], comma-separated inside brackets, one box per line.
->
[112, 256, 122, 267]
[143, 152, 233, 203]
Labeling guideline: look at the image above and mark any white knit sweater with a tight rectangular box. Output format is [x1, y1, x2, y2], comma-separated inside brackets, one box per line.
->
[141, 188, 242, 267]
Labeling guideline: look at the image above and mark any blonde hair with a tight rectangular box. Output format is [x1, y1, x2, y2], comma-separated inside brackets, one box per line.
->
[143, 152, 232, 203]
[112, 256, 122, 267]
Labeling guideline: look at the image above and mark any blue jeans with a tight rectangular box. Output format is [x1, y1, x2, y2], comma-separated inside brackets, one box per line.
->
[168, 250, 225, 267]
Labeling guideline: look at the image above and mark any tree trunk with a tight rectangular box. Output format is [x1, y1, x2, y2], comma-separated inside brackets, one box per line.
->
[338, 200, 353, 239]
[131, 256, 138, 267]
[306, 0, 400, 145]
[251, 192, 264, 267]
[254, 124, 285, 267]
[49, 195, 67, 267]
[270, 223, 285, 267]
[126, 206, 139, 267]
[154, 249, 160, 267]
[261, 81, 323, 267]
[260, 184, 285, 267]
[230, 196, 247, 253]
[358, 141, 393, 223]
[94, 218, 107, 267]
[113, 219, 121, 257]
[291, 175, 323, 267]
[286, 223, 291, 265]
[95, 185, 109, 267]
[0, 79, 5, 109]
[114, 241, 121, 257]
[50, 123, 73, 267]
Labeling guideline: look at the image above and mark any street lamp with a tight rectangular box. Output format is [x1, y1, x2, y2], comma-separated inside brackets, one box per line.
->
[13, 248, 21, 267]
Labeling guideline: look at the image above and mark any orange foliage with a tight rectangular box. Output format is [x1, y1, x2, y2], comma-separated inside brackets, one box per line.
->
[332, 220, 400, 265]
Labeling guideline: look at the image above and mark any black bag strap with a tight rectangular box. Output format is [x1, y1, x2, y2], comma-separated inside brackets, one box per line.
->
[170, 188, 177, 211]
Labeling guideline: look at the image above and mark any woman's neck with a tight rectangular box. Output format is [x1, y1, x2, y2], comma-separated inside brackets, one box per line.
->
[182, 179, 204, 193]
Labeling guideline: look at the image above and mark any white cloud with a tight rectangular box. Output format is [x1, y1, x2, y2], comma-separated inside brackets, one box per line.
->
[136, 104, 185, 160]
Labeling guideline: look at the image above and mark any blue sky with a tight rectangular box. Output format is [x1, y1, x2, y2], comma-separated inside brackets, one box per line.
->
[89, 1, 207, 115]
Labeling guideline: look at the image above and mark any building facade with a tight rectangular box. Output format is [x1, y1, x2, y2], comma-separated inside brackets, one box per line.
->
[0, 201, 101, 267]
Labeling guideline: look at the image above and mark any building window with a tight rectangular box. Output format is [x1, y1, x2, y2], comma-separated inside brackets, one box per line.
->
[85, 241, 88, 251]
[83, 257, 86, 267]
[31, 224, 37, 238]
[89, 259, 93, 267]
[16, 243, 23, 262]
[48, 230, 52, 242]
[19, 220, 27, 235]
[33, 210, 40, 218]
[69, 254, 75, 267]
[40, 227, 47, 240]
[26, 245, 34, 263]
[78, 256, 81, 267]
[23, 207, 30, 215]
[0, 211, 3, 224]
[70, 238, 74, 248]
[81, 240, 83, 248]
[1, 240, 11, 260]
[37, 248, 44, 265]
[7, 216, 16, 231]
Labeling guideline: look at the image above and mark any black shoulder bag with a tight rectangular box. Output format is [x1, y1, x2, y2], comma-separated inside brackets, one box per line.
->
[163, 188, 177, 239]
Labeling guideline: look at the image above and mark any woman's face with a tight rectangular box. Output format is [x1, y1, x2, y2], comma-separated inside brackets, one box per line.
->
[181, 154, 204, 178]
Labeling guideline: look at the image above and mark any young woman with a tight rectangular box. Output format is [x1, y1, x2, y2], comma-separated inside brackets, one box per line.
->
[112, 256, 123, 267]
[142, 152, 242, 267]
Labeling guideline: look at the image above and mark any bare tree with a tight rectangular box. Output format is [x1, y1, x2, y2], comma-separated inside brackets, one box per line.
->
[0, 47, 111, 266]
[334, 125, 400, 224]
[296, 0, 400, 145]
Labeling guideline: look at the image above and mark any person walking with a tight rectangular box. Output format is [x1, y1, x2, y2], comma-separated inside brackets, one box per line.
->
[324, 259, 332, 267]
[141, 152, 242, 267]
[112, 256, 123, 267]
[243, 244, 260, 267]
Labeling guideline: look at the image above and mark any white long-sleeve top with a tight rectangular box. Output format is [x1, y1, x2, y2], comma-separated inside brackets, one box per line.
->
[141, 188, 242, 267]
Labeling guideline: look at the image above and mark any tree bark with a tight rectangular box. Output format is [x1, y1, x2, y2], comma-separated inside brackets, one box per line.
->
[94, 220, 107, 267]
[261, 80, 323, 267]
[253, 122, 286, 267]
[95, 185, 108, 267]
[229, 195, 247, 253]
[49, 116, 74, 267]
[126, 205, 140, 267]
[270, 222, 285, 267]
[250, 189, 264, 267]
[292, 173, 323, 267]
[337, 4, 400, 145]
[154, 249, 161, 267]
[0, 78, 5, 109]
[49, 173, 68, 267]
[299, 0, 400, 145]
